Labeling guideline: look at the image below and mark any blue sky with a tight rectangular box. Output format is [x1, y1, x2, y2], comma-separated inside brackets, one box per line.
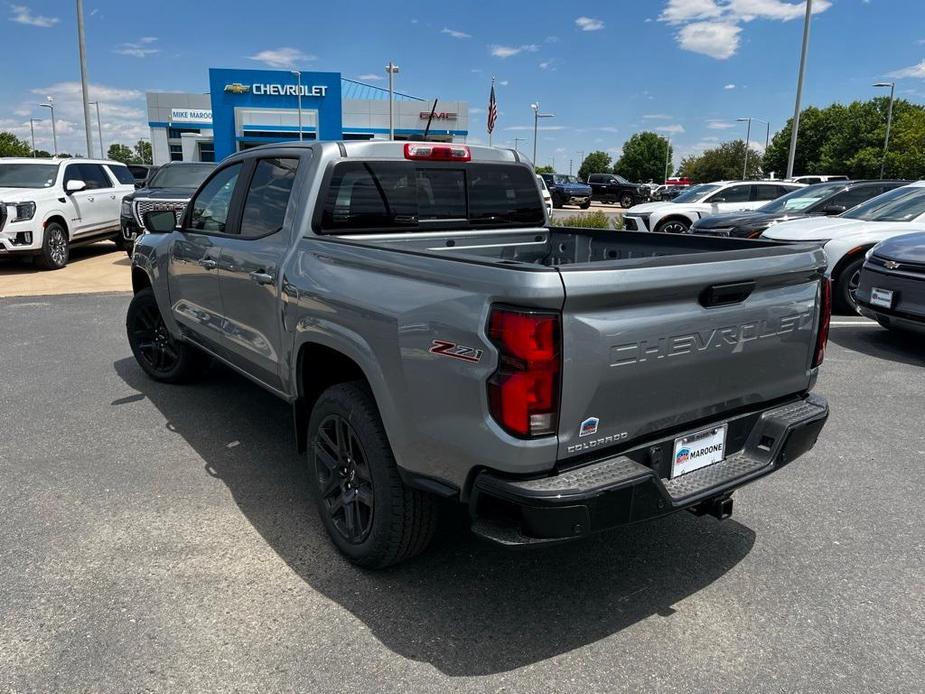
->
[2, 0, 924, 171]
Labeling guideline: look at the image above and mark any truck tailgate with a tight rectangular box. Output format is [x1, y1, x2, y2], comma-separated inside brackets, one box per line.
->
[556, 247, 826, 461]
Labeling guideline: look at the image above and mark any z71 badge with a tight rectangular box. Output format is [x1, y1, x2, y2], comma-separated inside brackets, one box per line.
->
[429, 339, 484, 363]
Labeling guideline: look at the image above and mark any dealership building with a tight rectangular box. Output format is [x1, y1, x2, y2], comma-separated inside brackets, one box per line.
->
[146, 68, 470, 165]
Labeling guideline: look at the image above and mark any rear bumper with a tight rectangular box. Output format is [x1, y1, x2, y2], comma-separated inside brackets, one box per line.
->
[470, 394, 828, 546]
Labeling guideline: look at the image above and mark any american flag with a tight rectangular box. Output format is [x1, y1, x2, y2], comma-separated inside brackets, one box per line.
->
[487, 79, 498, 135]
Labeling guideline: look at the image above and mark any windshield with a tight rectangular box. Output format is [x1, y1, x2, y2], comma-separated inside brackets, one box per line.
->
[842, 186, 925, 222]
[553, 174, 580, 185]
[319, 162, 545, 233]
[758, 182, 846, 213]
[615, 175, 630, 184]
[672, 183, 721, 203]
[149, 164, 214, 189]
[0, 163, 59, 189]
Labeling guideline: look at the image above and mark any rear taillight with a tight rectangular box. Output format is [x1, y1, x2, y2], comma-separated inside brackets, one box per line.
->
[403, 142, 471, 161]
[812, 278, 832, 368]
[487, 307, 561, 437]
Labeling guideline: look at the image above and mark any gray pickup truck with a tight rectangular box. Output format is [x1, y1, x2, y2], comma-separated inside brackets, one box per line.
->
[128, 141, 831, 568]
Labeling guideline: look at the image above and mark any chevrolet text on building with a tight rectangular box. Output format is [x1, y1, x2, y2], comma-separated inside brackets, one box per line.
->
[250, 83, 329, 97]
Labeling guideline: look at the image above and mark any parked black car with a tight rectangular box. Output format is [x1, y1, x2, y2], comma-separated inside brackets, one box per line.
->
[120, 162, 215, 254]
[856, 232, 925, 334]
[691, 180, 908, 238]
[587, 173, 648, 208]
[539, 173, 592, 209]
[652, 184, 689, 202]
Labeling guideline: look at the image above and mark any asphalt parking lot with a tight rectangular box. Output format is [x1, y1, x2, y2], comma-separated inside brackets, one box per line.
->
[1, 291, 923, 692]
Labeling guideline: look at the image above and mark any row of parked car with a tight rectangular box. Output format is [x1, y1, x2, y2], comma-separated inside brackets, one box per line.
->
[0, 158, 213, 269]
[619, 176, 925, 328]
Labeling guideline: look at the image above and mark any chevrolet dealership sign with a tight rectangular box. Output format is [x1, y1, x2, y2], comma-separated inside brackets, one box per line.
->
[224, 83, 329, 97]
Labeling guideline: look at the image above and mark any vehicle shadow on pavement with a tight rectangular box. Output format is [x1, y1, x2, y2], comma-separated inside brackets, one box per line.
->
[0, 242, 125, 275]
[829, 326, 923, 366]
[114, 357, 756, 677]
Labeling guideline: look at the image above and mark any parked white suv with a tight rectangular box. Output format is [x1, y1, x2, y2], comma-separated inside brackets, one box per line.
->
[0, 158, 136, 269]
[623, 180, 803, 234]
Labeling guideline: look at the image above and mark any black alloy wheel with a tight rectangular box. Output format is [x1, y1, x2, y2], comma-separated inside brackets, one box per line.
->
[620, 193, 634, 208]
[129, 300, 181, 375]
[313, 414, 375, 544]
[657, 219, 690, 234]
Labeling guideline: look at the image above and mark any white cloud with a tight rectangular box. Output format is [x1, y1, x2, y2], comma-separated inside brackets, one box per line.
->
[9, 3, 58, 27]
[660, 0, 832, 59]
[656, 124, 686, 134]
[498, 80, 509, 86]
[888, 59, 925, 79]
[677, 21, 741, 59]
[724, 83, 737, 89]
[356, 73, 383, 81]
[115, 37, 160, 58]
[643, 113, 673, 119]
[441, 27, 471, 39]
[247, 47, 316, 68]
[707, 119, 737, 129]
[597, 126, 620, 133]
[490, 44, 539, 58]
[470, 107, 486, 115]
[539, 59, 556, 70]
[575, 16, 605, 31]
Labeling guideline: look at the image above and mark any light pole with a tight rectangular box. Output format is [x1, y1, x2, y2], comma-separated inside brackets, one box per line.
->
[89, 101, 104, 158]
[39, 99, 57, 156]
[737, 117, 753, 179]
[530, 102, 554, 165]
[385, 61, 400, 140]
[291, 70, 303, 141]
[664, 135, 672, 182]
[76, 0, 93, 157]
[29, 118, 41, 157]
[873, 82, 895, 178]
[513, 136, 525, 154]
[786, 0, 813, 179]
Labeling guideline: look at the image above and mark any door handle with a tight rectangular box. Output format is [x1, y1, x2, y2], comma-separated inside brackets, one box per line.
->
[87, 196, 95, 202]
[198, 258, 218, 270]
[249, 270, 274, 285]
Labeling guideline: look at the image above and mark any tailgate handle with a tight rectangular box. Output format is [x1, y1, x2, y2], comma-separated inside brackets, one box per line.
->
[700, 280, 755, 308]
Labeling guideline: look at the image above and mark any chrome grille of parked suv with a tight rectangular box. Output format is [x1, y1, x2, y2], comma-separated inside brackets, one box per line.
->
[133, 199, 188, 228]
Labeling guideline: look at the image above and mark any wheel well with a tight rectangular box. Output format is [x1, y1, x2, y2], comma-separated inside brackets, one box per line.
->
[831, 246, 870, 285]
[44, 215, 69, 239]
[294, 343, 370, 453]
[131, 267, 152, 294]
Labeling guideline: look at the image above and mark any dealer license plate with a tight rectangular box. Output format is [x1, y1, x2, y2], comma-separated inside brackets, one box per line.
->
[870, 287, 894, 309]
[672, 424, 728, 478]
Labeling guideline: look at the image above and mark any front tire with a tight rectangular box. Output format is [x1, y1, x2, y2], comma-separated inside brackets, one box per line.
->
[620, 193, 634, 208]
[834, 257, 864, 314]
[309, 382, 437, 568]
[35, 222, 69, 270]
[655, 218, 690, 234]
[126, 287, 209, 383]
[579, 200, 591, 210]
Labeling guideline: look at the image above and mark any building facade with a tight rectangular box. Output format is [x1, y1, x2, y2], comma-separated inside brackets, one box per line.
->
[147, 67, 469, 165]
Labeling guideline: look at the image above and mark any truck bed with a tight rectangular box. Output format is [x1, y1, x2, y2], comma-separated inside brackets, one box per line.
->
[342, 226, 816, 270]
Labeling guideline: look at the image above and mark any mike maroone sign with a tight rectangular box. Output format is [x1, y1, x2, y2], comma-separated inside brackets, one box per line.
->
[419, 111, 457, 120]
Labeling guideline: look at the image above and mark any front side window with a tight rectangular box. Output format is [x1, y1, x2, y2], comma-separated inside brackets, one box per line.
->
[842, 186, 925, 222]
[240, 158, 299, 238]
[188, 163, 242, 233]
[66, 164, 111, 190]
[708, 184, 750, 203]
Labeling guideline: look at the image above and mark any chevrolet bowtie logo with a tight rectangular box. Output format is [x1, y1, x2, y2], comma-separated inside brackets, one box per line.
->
[223, 83, 250, 94]
[884, 260, 901, 270]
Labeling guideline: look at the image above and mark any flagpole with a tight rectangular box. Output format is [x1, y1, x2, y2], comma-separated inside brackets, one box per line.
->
[488, 77, 494, 147]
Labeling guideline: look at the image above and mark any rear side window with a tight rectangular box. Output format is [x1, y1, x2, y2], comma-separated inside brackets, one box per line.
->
[754, 184, 785, 201]
[318, 162, 544, 233]
[108, 165, 136, 185]
[188, 163, 242, 233]
[239, 158, 299, 238]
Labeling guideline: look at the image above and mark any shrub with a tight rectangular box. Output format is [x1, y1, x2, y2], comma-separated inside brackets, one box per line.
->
[555, 211, 623, 230]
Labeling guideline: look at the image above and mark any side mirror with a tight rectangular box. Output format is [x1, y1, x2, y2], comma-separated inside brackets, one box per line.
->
[822, 204, 846, 216]
[65, 179, 86, 193]
[144, 209, 178, 233]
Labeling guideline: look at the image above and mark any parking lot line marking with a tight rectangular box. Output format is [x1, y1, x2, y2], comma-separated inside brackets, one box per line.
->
[829, 321, 880, 327]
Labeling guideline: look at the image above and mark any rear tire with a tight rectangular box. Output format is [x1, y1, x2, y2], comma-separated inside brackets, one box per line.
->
[35, 222, 69, 270]
[309, 382, 437, 569]
[126, 287, 209, 383]
[834, 257, 864, 314]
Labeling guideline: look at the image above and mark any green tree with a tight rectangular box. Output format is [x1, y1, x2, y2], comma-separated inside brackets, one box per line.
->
[0, 131, 32, 157]
[534, 164, 554, 174]
[613, 132, 672, 183]
[679, 140, 763, 183]
[33, 149, 52, 158]
[134, 139, 152, 165]
[577, 151, 612, 181]
[107, 143, 136, 164]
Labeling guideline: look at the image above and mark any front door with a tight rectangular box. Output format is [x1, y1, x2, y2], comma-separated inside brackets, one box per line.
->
[217, 155, 303, 391]
[166, 162, 244, 354]
[62, 163, 100, 236]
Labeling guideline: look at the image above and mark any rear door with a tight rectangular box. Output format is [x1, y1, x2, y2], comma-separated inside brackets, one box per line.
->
[554, 249, 823, 460]
[216, 155, 303, 390]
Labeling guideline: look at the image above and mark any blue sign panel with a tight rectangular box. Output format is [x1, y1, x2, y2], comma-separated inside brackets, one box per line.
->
[208, 68, 343, 161]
